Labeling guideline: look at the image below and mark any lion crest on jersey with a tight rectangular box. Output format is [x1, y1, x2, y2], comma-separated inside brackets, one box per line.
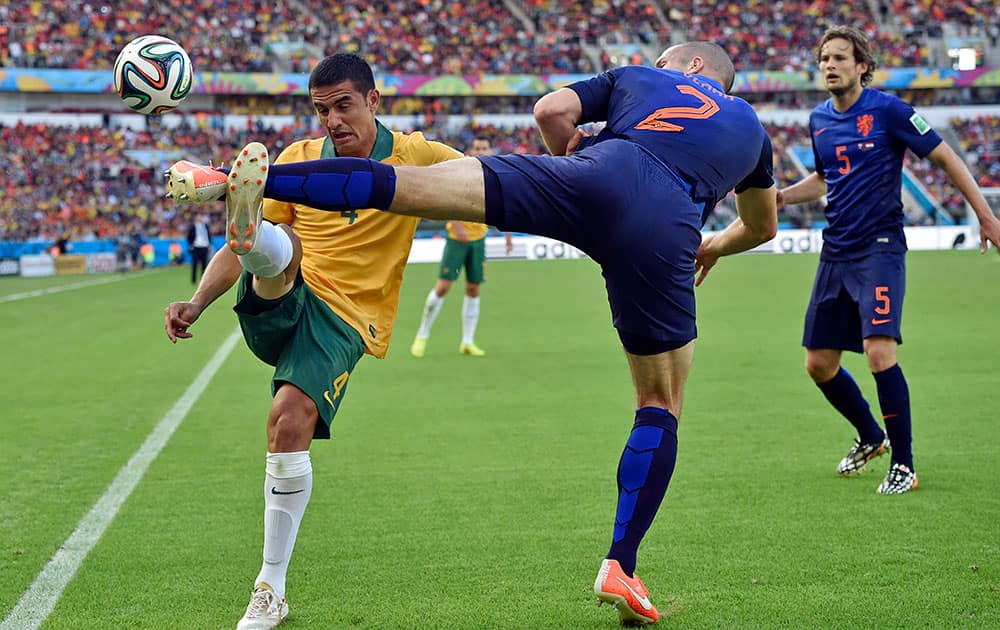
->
[856, 114, 874, 137]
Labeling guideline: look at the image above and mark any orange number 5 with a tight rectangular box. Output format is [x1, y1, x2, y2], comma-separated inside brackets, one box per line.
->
[875, 286, 890, 315]
[836, 145, 851, 174]
[634, 85, 720, 132]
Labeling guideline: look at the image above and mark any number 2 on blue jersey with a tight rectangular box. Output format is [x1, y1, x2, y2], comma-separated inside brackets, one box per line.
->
[634, 85, 720, 132]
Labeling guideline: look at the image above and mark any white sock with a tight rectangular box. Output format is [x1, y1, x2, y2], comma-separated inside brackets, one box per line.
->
[254, 451, 312, 600]
[239, 221, 292, 278]
[416, 289, 445, 339]
[462, 296, 480, 345]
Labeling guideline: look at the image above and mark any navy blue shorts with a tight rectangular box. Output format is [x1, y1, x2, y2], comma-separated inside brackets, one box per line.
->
[802, 252, 906, 353]
[479, 140, 703, 352]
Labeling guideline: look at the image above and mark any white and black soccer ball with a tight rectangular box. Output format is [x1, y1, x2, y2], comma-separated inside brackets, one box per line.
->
[113, 35, 193, 115]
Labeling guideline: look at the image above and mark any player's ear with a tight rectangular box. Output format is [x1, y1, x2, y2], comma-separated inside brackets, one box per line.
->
[688, 56, 704, 74]
[367, 88, 380, 112]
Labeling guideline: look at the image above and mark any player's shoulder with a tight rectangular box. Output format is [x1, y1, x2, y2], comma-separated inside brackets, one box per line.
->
[861, 88, 907, 110]
[390, 129, 463, 165]
[274, 136, 325, 163]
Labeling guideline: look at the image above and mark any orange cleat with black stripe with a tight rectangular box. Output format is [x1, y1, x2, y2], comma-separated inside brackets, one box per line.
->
[594, 559, 659, 625]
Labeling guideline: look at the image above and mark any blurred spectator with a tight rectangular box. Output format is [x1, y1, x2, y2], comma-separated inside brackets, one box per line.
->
[3, 0, 974, 74]
[2, 112, 995, 247]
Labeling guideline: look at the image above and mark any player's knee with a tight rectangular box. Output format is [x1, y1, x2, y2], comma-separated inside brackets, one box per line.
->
[465, 283, 480, 297]
[267, 387, 318, 451]
[804, 354, 838, 383]
[435, 279, 453, 296]
[863, 338, 897, 372]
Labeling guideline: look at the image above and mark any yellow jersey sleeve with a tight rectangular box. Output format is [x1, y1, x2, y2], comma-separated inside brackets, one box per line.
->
[262, 130, 461, 358]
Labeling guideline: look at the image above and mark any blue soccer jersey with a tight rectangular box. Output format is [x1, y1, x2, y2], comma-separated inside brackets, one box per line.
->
[568, 66, 773, 222]
[809, 89, 942, 260]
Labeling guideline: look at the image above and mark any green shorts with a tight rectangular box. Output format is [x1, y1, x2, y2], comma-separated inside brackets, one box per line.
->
[234, 271, 365, 439]
[439, 237, 487, 283]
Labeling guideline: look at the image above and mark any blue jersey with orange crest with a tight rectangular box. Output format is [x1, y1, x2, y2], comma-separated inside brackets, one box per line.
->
[809, 88, 942, 260]
[569, 66, 773, 223]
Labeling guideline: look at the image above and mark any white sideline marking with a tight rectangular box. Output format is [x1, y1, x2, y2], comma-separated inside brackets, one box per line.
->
[1, 329, 243, 630]
[0, 272, 155, 304]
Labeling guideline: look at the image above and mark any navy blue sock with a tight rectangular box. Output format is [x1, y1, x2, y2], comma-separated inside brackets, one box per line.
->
[607, 407, 678, 578]
[873, 364, 913, 470]
[816, 368, 885, 445]
[260, 158, 397, 211]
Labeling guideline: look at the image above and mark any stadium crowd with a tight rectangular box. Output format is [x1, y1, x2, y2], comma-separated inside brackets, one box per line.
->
[3, 114, 994, 245]
[0, 0, 313, 72]
[1, 0, 990, 74]
[0, 119, 308, 244]
[0, 0, 996, 245]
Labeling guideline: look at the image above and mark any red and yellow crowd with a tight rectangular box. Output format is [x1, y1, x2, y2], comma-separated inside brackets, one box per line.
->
[2, 0, 992, 73]
[3, 115, 995, 243]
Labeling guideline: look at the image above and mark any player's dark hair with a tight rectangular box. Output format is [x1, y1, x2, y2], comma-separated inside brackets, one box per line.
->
[819, 26, 876, 87]
[471, 136, 492, 147]
[309, 53, 376, 94]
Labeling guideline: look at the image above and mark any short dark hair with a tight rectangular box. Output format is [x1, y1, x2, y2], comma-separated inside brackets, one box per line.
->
[819, 26, 876, 87]
[309, 53, 375, 93]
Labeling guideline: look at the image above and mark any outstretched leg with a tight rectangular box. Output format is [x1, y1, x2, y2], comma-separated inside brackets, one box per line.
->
[166, 148, 489, 223]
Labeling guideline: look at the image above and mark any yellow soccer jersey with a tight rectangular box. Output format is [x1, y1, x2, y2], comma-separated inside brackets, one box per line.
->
[263, 122, 462, 358]
[445, 220, 488, 241]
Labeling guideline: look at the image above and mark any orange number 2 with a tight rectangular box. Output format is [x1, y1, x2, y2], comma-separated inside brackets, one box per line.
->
[634, 85, 720, 132]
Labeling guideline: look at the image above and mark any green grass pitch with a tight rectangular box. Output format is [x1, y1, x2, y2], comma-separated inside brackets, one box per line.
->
[1, 250, 997, 628]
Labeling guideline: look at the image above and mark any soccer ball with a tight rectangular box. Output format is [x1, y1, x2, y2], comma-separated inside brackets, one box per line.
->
[113, 35, 193, 115]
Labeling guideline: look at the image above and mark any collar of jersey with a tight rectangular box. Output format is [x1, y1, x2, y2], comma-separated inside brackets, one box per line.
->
[696, 75, 724, 92]
[321, 120, 393, 161]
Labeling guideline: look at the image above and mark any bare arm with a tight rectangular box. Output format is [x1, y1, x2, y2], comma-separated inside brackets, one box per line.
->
[778, 172, 827, 207]
[695, 186, 779, 286]
[533, 88, 583, 156]
[925, 142, 1000, 253]
[164, 248, 243, 342]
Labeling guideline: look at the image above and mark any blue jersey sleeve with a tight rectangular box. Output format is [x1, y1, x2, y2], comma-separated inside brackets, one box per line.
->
[734, 133, 775, 193]
[809, 124, 824, 177]
[567, 70, 617, 124]
[886, 98, 941, 158]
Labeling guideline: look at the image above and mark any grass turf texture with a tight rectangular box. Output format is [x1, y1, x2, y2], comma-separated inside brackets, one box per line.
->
[0, 250, 997, 628]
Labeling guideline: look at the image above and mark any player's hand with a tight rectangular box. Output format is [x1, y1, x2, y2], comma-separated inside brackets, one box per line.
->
[164, 301, 204, 343]
[565, 128, 592, 155]
[694, 235, 720, 287]
[979, 215, 1000, 255]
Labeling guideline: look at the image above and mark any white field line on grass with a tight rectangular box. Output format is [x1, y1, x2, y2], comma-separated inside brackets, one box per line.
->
[0, 270, 160, 304]
[0, 329, 243, 630]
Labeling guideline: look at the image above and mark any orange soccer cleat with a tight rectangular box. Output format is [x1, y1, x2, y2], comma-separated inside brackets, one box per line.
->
[594, 559, 659, 625]
[164, 159, 228, 203]
[222, 142, 269, 255]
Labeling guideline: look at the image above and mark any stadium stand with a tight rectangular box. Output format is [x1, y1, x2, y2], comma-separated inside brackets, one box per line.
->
[3, 0, 983, 74]
[0, 0, 316, 72]
[952, 115, 1000, 187]
[1, 1, 998, 251]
